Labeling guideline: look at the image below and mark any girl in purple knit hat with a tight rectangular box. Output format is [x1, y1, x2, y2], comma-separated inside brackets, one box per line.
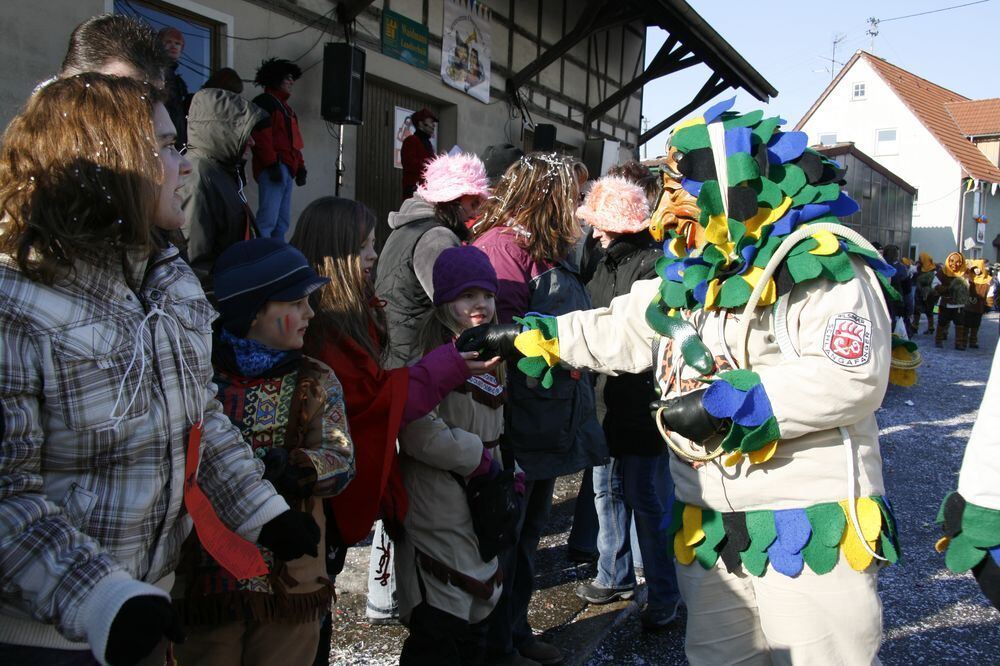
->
[395, 245, 522, 665]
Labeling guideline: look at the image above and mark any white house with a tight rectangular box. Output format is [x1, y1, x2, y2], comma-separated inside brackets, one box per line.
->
[796, 51, 1000, 261]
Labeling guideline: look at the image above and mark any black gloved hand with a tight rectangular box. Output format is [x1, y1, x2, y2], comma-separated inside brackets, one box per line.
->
[455, 323, 522, 359]
[262, 448, 317, 500]
[258, 509, 320, 560]
[105, 595, 184, 666]
[266, 163, 283, 183]
[295, 167, 307, 187]
[650, 388, 728, 444]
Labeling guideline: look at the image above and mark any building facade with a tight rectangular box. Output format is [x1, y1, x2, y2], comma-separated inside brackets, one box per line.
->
[0, 0, 646, 242]
[796, 51, 1000, 261]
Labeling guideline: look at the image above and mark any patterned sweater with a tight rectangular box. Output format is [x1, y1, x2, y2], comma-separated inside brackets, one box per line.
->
[174, 350, 355, 625]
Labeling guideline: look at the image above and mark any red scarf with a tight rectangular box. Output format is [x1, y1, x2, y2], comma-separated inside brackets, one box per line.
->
[317, 325, 409, 544]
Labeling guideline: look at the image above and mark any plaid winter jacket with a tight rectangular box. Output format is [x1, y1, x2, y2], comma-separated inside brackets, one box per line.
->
[0, 246, 288, 656]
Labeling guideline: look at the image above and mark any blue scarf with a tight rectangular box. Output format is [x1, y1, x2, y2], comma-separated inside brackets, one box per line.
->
[220, 328, 293, 377]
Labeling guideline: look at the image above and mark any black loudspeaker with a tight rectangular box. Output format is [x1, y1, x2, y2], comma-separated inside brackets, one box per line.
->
[321, 43, 365, 124]
[534, 124, 556, 151]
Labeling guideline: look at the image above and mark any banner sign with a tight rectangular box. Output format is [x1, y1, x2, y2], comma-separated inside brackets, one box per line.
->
[382, 9, 429, 69]
[441, 0, 491, 103]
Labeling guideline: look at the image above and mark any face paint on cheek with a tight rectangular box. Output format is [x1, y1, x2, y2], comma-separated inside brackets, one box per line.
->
[284, 315, 291, 335]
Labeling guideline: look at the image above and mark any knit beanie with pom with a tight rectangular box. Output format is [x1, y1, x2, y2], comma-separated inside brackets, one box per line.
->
[416, 153, 490, 204]
[576, 175, 650, 234]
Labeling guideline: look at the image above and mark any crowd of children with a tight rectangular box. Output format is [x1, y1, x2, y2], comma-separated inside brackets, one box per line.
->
[1, 13, 999, 666]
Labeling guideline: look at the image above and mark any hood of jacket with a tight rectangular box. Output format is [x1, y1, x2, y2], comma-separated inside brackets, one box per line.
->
[388, 196, 436, 230]
[186, 88, 267, 165]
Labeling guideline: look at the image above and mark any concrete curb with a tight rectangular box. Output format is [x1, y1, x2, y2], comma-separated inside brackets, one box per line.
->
[554, 586, 648, 666]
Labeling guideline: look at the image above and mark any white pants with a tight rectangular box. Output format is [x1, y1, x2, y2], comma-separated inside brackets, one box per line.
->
[675, 558, 883, 665]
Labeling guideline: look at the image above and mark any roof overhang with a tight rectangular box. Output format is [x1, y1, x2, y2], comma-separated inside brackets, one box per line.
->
[815, 142, 917, 195]
[505, 0, 777, 146]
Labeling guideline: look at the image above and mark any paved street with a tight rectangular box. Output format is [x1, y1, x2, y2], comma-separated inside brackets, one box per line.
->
[330, 314, 1000, 665]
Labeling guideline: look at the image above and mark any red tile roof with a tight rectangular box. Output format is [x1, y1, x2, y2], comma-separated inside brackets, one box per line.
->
[945, 99, 1000, 137]
[797, 51, 1000, 183]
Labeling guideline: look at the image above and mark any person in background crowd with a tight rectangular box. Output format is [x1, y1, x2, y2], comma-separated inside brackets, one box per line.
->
[289, 198, 501, 660]
[251, 58, 307, 240]
[883, 245, 912, 336]
[571, 176, 681, 631]
[181, 88, 268, 297]
[396, 246, 510, 665]
[964, 259, 991, 349]
[472, 153, 607, 666]
[481, 143, 524, 188]
[377, 153, 491, 370]
[935, 251, 970, 349]
[175, 239, 354, 666]
[158, 27, 188, 150]
[203, 66, 244, 95]
[401, 108, 438, 200]
[56, 13, 169, 85]
[567, 161, 663, 566]
[913, 252, 938, 334]
[0, 73, 317, 666]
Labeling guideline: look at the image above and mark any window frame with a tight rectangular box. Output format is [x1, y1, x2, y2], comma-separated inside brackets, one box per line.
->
[107, 0, 233, 73]
[851, 82, 867, 100]
[875, 128, 899, 156]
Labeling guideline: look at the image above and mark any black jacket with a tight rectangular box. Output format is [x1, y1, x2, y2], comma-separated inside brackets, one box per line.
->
[587, 232, 664, 456]
[181, 89, 267, 297]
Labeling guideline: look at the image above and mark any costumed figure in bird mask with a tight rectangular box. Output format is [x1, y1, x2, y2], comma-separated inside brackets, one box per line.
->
[458, 99, 918, 664]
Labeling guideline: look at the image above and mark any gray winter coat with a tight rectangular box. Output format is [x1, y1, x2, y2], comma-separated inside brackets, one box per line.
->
[375, 197, 460, 369]
[181, 89, 267, 296]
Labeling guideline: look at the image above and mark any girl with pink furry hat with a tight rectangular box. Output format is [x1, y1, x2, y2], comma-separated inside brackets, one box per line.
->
[376, 152, 491, 370]
[574, 175, 682, 631]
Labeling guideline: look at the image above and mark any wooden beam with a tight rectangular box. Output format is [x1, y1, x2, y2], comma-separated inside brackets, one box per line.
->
[507, 0, 641, 94]
[584, 35, 698, 129]
[336, 0, 376, 24]
[638, 73, 729, 146]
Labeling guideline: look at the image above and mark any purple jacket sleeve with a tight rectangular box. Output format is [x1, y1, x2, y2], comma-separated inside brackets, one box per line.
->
[403, 342, 471, 424]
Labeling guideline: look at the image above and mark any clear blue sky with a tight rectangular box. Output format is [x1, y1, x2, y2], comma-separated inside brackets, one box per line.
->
[641, 0, 1000, 157]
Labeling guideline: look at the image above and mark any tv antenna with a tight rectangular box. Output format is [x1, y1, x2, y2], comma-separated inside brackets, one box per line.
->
[829, 33, 847, 79]
[866, 17, 880, 52]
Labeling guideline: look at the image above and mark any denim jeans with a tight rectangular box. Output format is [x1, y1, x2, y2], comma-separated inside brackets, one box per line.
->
[486, 477, 556, 656]
[256, 162, 293, 240]
[593, 454, 679, 611]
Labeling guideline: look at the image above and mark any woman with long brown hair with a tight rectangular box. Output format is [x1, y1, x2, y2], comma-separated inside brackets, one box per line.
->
[471, 153, 607, 665]
[0, 73, 314, 666]
[290, 197, 500, 548]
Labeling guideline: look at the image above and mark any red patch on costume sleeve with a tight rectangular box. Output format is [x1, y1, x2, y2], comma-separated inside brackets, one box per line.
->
[823, 313, 872, 367]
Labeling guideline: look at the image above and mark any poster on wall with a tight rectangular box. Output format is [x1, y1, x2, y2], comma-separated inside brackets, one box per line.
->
[440, 0, 491, 104]
[394, 106, 438, 169]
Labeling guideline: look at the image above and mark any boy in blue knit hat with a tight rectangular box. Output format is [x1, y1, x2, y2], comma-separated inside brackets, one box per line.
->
[174, 238, 356, 664]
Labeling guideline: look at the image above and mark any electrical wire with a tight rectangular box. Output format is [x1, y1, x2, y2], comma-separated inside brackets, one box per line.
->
[879, 0, 991, 23]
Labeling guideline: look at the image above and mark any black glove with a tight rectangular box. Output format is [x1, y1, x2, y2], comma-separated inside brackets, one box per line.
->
[262, 447, 317, 500]
[455, 323, 522, 359]
[266, 163, 283, 183]
[105, 595, 184, 666]
[295, 167, 307, 187]
[258, 509, 320, 560]
[650, 388, 728, 444]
